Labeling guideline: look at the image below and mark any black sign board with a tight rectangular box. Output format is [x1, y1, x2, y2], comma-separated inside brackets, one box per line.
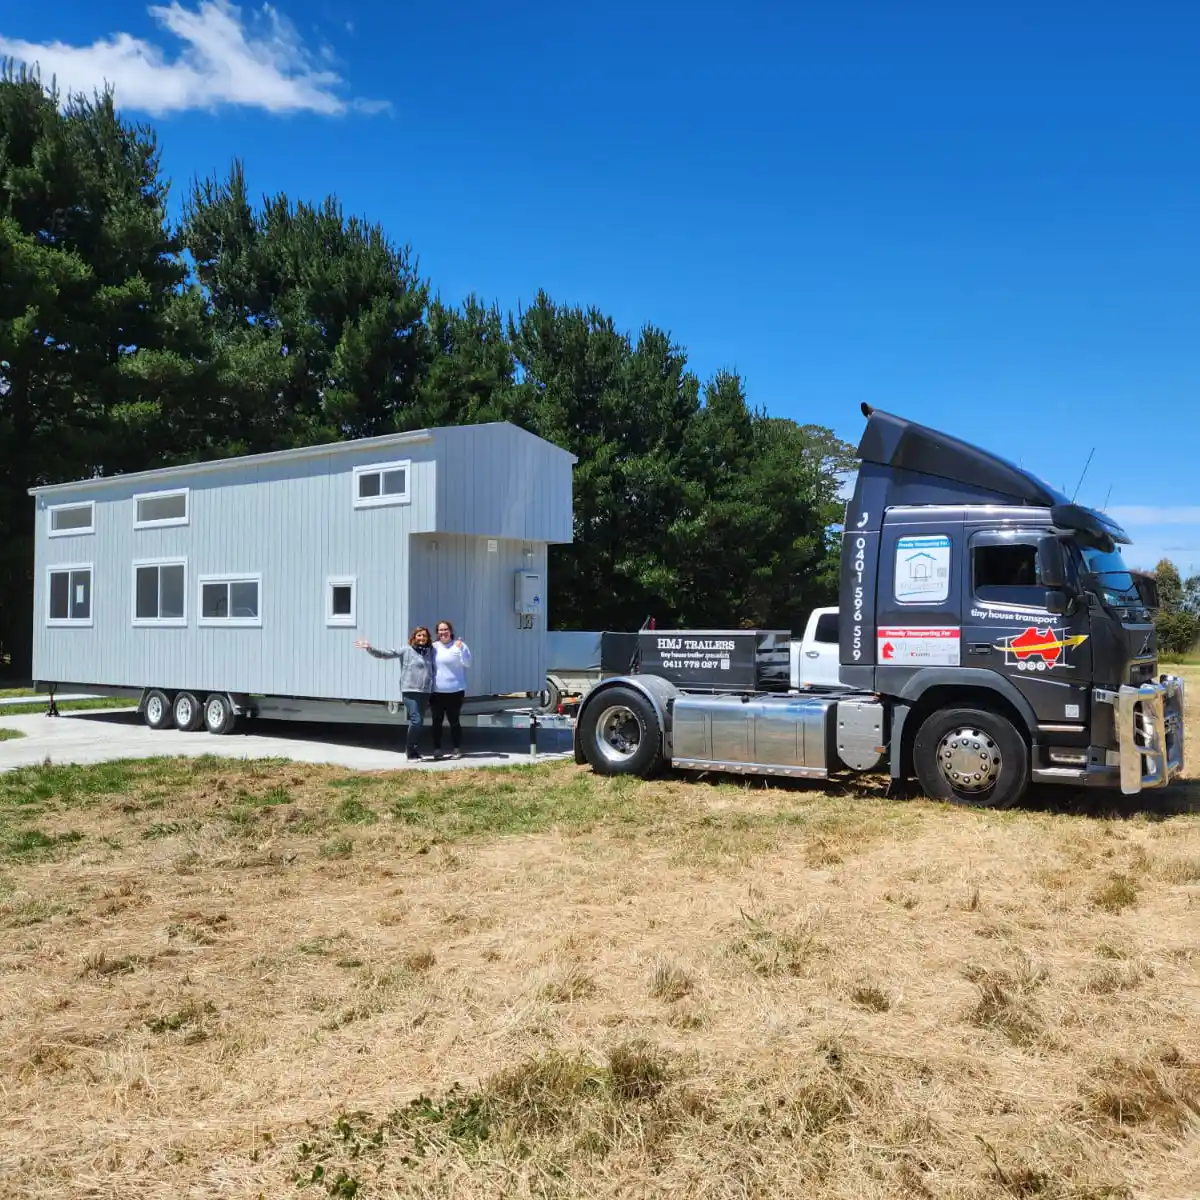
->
[636, 630, 790, 692]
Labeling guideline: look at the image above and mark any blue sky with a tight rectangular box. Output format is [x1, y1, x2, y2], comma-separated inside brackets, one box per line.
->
[2, 0, 1198, 575]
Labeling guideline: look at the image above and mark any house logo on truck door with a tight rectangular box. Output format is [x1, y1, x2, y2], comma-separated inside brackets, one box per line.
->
[996, 626, 1089, 671]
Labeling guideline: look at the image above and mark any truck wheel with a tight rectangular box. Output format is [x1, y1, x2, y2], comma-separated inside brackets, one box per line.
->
[144, 689, 173, 730]
[203, 693, 236, 736]
[173, 691, 203, 732]
[913, 707, 1029, 809]
[578, 686, 664, 778]
[539, 677, 563, 714]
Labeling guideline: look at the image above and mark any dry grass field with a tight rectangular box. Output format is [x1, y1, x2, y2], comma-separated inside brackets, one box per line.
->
[1, 673, 1198, 1199]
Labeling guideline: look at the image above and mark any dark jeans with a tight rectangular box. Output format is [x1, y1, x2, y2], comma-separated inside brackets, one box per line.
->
[430, 689, 465, 750]
[402, 692, 429, 755]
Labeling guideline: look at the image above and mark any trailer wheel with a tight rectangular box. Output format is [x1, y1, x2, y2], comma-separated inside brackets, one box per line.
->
[173, 691, 203, 732]
[578, 686, 663, 778]
[539, 677, 563, 714]
[203, 693, 236, 736]
[143, 689, 173, 731]
[913, 706, 1028, 809]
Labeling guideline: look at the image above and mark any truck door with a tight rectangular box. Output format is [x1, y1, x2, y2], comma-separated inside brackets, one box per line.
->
[798, 608, 841, 687]
[959, 529, 1093, 724]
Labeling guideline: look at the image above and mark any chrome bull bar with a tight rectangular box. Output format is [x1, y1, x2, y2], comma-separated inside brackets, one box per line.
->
[1095, 676, 1186, 795]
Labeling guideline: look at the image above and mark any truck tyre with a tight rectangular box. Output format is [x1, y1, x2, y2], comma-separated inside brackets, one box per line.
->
[143, 689, 173, 731]
[578, 686, 664, 778]
[203, 693, 236, 736]
[173, 691, 203, 732]
[913, 706, 1029, 809]
[539, 676, 563, 714]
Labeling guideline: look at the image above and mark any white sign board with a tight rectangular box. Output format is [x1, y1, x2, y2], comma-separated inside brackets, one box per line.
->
[877, 627, 960, 666]
[894, 534, 951, 604]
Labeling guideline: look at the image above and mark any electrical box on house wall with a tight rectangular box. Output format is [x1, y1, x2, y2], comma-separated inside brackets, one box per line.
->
[515, 571, 542, 616]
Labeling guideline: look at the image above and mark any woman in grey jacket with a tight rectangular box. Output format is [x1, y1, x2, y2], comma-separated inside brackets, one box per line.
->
[355, 626, 435, 760]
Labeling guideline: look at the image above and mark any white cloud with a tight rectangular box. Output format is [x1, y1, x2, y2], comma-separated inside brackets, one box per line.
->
[0, 1, 388, 116]
[1108, 506, 1200, 527]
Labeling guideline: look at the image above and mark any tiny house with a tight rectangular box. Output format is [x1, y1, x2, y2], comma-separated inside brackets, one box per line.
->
[28, 422, 575, 734]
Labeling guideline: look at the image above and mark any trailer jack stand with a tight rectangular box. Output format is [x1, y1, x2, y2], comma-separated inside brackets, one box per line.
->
[529, 710, 539, 759]
[46, 687, 59, 718]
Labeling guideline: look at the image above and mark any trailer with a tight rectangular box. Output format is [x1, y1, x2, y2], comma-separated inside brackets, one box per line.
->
[573, 404, 1186, 808]
[28, 422, 575, 735]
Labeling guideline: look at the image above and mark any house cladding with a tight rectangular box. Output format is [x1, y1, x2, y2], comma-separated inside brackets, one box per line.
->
[30, 423, 574, 702]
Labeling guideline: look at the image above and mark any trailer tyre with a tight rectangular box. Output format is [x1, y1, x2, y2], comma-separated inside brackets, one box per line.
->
[203, 693, 236, 736]
[144, 689, 173, 731]
[578, 686, 663, 778]
[173, 691, 203, 732]
[913, 706, 1028, 809]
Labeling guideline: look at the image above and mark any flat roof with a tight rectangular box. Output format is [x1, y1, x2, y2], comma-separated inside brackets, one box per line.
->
[28, 421, 576, 498]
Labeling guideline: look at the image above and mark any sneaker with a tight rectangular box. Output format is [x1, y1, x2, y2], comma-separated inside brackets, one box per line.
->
[450, 749, 463, 760]
[407, 750, 422, 761]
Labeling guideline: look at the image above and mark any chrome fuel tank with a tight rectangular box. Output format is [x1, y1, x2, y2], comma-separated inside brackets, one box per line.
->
[670, 693, 840, 778]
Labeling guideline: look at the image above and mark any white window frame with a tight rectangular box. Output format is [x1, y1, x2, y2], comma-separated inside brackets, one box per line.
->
[198, 573, 263, 628]
[352, 459, 411, 509]
[326, 576, 357, 627]
[133, 487, 190, 530]
[47, 501, 95, 538]
[46, 563, 94, 627]
[132, 557, 188, 627]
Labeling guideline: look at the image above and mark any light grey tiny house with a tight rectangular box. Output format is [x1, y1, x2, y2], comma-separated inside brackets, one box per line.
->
[28, 422, 575, 735]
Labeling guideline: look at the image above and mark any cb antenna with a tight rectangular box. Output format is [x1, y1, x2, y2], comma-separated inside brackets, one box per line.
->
[1071, 447, 1095, 502]
[1101, 484, 1113, 512]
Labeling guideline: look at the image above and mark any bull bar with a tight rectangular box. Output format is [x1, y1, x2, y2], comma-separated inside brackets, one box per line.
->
[1094, 675, 1186, 795]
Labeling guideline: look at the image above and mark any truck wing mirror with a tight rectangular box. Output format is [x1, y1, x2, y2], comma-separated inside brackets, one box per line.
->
[1038, 535, 1067, 590]
[1045, 589, 1069, 616]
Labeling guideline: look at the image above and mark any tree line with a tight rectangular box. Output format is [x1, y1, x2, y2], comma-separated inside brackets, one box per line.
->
[1152, 560, 1200, 660]
[0, 68, 855, 674]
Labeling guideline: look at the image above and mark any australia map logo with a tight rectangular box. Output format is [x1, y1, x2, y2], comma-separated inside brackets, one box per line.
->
[996, 626, 1089, 671]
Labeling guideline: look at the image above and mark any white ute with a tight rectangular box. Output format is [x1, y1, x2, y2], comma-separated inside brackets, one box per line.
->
[789, 606, 841, 688]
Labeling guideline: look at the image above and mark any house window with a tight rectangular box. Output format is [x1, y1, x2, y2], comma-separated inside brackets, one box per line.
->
[47, 565, 93, 626]
[326, 576, 357, 627]
[48, 502, 95, 537]
[133, 559, 187, 625]
[198, 575, 262, 627]
[973, 542, 1044, 608]
[134, 488, 189, 528]
[352, 460, 410, 508]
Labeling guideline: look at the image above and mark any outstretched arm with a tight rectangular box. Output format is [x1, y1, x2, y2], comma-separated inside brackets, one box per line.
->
[455, 640, 472, 667]
[355, 639, 402, 659]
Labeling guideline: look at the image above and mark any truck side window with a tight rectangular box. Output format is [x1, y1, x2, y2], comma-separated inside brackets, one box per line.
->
[814, 612, 839, 643]
[973, 543, 1043, 606]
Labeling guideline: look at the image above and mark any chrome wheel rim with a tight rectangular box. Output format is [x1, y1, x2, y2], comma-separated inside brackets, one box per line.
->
[595, 705, 641, 765]
[205, 698, 226, 728]
[147, 696, 164, 724]
[176, 697, 193, 725]
[937, 727, 1001, 793]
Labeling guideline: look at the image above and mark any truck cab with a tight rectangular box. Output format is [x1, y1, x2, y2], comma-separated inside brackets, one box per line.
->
[573, 404, 1185, 809]
[790, 607, 841, 688]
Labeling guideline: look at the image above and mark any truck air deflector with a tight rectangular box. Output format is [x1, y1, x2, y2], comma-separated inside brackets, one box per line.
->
[857, 404, 1070, 508]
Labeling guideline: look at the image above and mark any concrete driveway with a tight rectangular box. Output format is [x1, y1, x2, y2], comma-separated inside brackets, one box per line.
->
[0, 707, 575, 773]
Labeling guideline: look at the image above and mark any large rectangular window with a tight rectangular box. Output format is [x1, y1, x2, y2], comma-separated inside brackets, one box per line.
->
[133, 559, 187, 625]
[134, 488, 189, 529]
[48, 502, 95, 537]
[352, 460, 410, 509]
[973, 542, 1044, 608]
[326, 576, 357, 627]
[199, 575, 262, 627]
[47, 565, 93, 626]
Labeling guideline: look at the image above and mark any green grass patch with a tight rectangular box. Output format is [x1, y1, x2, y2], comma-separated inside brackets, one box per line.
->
[0, 728, 25, 742]
[0, 687, 35, 699]
[2, 828, 84, 862]
[0, 698, 137, 716]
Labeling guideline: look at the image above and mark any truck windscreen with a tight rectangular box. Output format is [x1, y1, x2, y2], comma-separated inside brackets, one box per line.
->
[1080, 546, 1147, 616]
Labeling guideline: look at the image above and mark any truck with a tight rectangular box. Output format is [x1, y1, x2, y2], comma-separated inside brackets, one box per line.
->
[572, 404, 1186, 807]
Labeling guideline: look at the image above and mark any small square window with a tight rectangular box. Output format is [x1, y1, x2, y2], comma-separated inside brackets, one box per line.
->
[352, 461, 411, 508]
[327, 576, 357, 627]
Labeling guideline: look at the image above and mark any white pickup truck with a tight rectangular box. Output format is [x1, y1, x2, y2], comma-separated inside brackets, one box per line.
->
[789, 606, 841, 688]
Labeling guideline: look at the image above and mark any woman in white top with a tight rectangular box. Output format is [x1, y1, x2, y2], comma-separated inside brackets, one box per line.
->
[430, 619, 472, 757]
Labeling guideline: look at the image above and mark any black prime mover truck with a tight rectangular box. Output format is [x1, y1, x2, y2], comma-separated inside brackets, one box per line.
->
[572, 403, 1186, 808]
